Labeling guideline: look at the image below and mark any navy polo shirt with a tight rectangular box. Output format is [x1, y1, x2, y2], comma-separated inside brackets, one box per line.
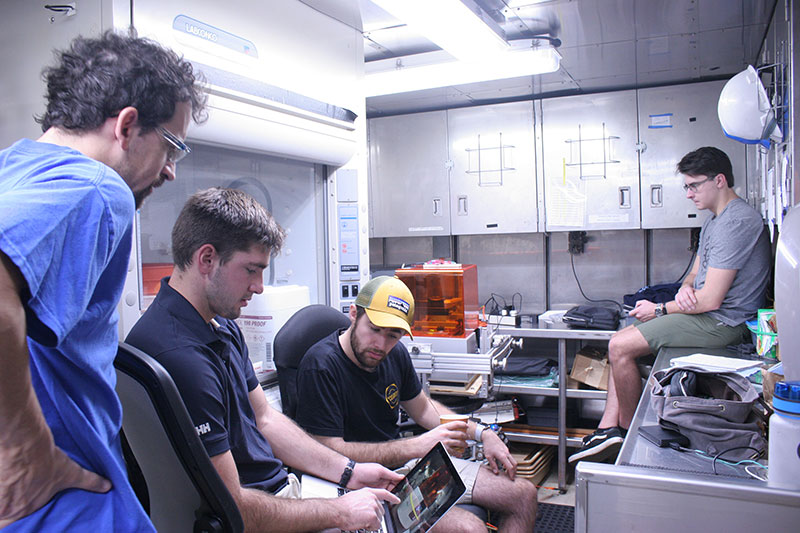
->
[126, 278, 287, 493]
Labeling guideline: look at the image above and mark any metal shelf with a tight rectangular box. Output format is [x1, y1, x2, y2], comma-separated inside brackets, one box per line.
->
[496, 325, 614, 341]
[505, 432, 584, 448]
[491, 323, 615, 492]
[494, 384, 607, 400]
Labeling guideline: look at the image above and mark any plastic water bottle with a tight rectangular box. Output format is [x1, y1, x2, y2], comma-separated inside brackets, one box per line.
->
[768, 381, 800, 489]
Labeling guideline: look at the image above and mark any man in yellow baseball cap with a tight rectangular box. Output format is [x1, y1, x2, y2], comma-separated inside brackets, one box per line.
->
[354, 275, 415, 339]
[296, 276, 537, 532]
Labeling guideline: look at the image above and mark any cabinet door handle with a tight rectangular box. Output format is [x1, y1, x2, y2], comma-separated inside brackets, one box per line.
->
[619, 186, 631, 208]
[432, 198, 442, 216]
[457, 195, 468, 216]
[650, 184, 663, 207]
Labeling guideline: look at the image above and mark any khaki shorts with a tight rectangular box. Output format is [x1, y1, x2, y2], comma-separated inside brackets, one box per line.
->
[635, 313, 748, 354]
[275, 473, 302, 499]
[397, 456, 480, 504]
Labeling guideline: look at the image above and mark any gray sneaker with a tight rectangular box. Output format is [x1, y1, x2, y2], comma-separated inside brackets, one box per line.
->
[568, 427, 625, 464]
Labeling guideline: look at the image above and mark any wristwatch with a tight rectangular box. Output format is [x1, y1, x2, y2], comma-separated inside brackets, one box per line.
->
[488, 423, 509, 445]
[338, 459, 355, 488]
[654, 303, 667, 317]
[474, 422, 488, 442]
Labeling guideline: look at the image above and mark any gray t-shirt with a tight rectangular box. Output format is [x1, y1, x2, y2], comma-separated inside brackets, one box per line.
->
[694, 198, 770, 326]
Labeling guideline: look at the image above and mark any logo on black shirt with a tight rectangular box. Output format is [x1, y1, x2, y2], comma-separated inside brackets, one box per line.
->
[385, 383, 399, 408]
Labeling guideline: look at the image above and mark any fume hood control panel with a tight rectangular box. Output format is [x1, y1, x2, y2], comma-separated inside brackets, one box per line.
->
[336, 168, 361, 313]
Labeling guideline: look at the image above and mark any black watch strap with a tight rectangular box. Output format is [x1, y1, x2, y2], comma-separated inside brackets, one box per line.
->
[338, 459, 356, 488]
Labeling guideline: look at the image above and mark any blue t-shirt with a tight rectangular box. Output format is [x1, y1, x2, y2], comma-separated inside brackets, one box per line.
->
[296, 330, 422, 442]
[0, 139, 151, 531]
[125, 279, 288, 493]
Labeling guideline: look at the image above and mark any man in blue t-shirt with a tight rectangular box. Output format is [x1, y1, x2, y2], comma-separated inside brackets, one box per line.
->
[296, 276, 538, 533]
[570, 146, 771, 465]
[127, 188, 401, 532]
[0, 32, 206, 531]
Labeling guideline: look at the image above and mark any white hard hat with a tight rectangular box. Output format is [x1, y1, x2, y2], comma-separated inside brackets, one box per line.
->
[717, 65, 782, 145]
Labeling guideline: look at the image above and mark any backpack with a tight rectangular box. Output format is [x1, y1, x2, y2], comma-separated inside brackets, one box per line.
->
[562, 305, 620, 330]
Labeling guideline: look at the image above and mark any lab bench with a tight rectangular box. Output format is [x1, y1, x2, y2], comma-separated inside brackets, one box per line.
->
[493, 325, 615, 492]
[575, 347, 800, 532]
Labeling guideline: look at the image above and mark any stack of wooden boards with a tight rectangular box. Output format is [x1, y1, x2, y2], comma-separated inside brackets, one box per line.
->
[508, 444, 554, 487]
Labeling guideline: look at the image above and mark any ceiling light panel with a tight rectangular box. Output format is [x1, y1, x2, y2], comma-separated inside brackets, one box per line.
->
[370, 0, 509, 61]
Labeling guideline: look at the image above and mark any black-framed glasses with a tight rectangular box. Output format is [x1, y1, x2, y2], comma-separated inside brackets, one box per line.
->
[157, 126, 191, 163]
[682, 175, 716, 193]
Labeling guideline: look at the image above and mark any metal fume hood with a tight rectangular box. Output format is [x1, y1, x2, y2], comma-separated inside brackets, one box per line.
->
[189, 70, 358, 167]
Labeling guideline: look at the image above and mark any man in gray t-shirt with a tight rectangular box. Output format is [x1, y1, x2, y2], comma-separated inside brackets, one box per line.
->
[570, 147, 771, 465]
[695, 197, 771, 326]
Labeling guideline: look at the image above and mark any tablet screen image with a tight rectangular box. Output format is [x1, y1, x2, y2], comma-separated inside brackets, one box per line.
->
[387, 442, 467, 533]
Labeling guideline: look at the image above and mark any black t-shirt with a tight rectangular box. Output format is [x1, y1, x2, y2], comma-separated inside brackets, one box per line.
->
[296, 329, 422, 442]
[125, 278, 288, 493]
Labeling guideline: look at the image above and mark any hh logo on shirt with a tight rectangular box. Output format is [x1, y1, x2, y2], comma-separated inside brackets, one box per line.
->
[385, 383, 399, 408]
[195, 422, 211, 436]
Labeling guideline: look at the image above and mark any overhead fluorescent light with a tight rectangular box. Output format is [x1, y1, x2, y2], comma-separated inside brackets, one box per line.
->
[364, 44, 561, 97]
[370, 0, 508, 61]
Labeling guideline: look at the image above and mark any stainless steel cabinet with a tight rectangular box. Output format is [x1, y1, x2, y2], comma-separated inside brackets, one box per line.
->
[0, 0, 107, 149]
[542, 91, 641, 231]
[368, 111, 450, 237]
[448, 101, 537, 235]
[638, 80, 747, 229]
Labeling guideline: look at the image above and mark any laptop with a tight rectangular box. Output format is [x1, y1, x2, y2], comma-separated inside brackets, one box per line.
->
[301, 442, 466, 533]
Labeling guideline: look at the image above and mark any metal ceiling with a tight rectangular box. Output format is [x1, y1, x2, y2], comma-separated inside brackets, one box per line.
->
[360, 0, 778, 117]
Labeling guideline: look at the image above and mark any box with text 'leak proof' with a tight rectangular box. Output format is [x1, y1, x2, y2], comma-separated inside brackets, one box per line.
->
[236, 285, 309, 382]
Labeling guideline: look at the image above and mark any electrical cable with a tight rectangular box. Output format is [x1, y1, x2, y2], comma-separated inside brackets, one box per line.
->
[569, 252, 623, 312]
[710, 446, 763, 475]
[483, 295, 501, 316]
[492, 293, 508, 309]
[512, 292, 522, 313]
[744, 464, 768, 481]
[672, 444, 768, 477]
[674, 250, 697, 284]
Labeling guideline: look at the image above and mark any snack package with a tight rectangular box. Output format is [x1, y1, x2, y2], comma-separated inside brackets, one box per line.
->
[756, 309, 778, 359]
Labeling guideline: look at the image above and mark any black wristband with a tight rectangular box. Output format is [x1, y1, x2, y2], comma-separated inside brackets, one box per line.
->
[338, 459, 356, 488]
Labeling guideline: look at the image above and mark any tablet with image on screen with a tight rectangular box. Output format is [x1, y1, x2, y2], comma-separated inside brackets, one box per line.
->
[387, 441, 466, 533]
[301, 442, 466, 533]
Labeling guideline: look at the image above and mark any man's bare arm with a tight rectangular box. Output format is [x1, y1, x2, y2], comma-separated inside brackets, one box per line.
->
[667, 266, 736, 315]
[0, 252, 109, 527]
[209, 450, 395, 532]
[310, 434, 431, 468]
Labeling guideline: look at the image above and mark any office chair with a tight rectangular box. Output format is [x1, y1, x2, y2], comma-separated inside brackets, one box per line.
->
[115, 342, 244, 533]
[273, 304, 351, 419]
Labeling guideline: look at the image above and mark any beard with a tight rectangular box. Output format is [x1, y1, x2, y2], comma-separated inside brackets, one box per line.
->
[207, 268, 247, 320]
[349, 329, 387, 371]
[132, 176, 166, 209]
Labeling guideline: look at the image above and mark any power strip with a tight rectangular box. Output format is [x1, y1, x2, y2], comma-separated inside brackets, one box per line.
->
[487, 314, 517, 326]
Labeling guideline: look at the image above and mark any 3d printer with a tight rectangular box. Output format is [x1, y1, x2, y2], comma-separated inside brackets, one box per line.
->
[395, 264, 479, 338]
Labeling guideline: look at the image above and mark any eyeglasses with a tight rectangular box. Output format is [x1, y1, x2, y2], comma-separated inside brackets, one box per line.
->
[682, 175, 716, 193]
[157, 126, 191, 164]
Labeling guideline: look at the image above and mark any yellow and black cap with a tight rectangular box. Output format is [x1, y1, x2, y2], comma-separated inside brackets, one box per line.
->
[354, 276, 415, 338]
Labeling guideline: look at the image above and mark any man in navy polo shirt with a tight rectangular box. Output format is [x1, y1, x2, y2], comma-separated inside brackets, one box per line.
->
[126, 188, 401, 532]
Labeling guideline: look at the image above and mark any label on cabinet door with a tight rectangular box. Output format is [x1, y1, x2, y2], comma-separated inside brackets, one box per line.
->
[409, 226, 445, 232]
[588, 213, 630, 224]
[649, 113, 673, 128]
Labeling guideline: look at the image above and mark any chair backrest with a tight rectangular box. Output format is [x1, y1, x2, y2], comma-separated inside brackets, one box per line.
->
[115, 342, 244, 533]
[273, 304, 350, 419]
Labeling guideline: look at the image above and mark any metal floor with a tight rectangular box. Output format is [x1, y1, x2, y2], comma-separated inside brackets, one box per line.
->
[534, 503, 575, 533]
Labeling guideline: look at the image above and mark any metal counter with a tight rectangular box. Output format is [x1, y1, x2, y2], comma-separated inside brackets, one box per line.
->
[576, 347, 800, 532]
